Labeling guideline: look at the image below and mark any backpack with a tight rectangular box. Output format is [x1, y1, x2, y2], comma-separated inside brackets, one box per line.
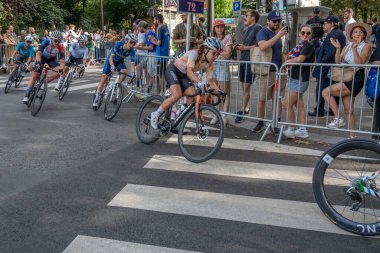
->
[365, 67, 380, 101]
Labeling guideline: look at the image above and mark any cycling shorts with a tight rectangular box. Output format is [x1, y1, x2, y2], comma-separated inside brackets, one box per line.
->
[102, 60, 126, 75]
[34, 57, 60, 73]
[66, 56, 84, 67]
[165, 63, 194, 92]
[16, 55, 29, 64]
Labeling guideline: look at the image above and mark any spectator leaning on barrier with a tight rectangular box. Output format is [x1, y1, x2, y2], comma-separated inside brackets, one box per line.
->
[322, 23, 372, 138]
[283, 25, 315, 139]
[234, 10, 262, 124]
[28, 27, 39, 43]
[306, 7, 324, 56]
[369, 24, 380, 139]
[310, 15, 346, 117]
[173, 13, 203, 56]
[3, 26, 18, 68]
[254, 10, 287, 133]
[211, 19, 233, 125]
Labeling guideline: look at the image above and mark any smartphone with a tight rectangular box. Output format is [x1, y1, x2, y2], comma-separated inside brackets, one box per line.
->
[284, 26, 289, 33]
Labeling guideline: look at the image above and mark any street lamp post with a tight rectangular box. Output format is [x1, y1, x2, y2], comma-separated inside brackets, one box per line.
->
[100, 0, 104, 31]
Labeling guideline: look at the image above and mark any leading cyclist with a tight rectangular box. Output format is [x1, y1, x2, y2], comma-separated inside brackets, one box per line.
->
[22, 31, 65, 104]
[92, 33, 138, 108]
[150, 37, 223, 129]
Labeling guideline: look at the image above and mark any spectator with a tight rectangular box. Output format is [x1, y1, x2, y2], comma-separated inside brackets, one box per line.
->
[173, 13, 203, 56]
[41, 30, 49, 42]
[198, 16, 207, 40]
[62, 25, 70, 47]
[86, 36, 95, 65]
[369, 24, 380, 139]
[153, 14, 170, 94]
[0, 26, 5, 69]
[254, 10, 287, 133]
[283, 25, 315, 139]
[310, 15, 346, 117]
[8, 25, 17, 39]
[369, 17, 379, 47]
[3, 26, 18, 68]
[211, 19, 233, 125]
[234, 10, 262, 123]
[28, 27, 39, 43]
[69, 24, 79, 43]
[135, 20, 157, 94]
[322, 23, 372, 138]
[93, 28, 101, 61]
[306, 6, 324, 56]
[343, 9, 356, 25]
[20, 30, 27, 42]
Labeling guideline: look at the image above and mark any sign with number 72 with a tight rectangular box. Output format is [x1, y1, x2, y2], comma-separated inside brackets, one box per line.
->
[178, 0, 204, 14]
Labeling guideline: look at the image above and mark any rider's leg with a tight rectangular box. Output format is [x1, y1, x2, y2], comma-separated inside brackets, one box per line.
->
[23, 70, 41, 103]
[93, 74, 108, 107]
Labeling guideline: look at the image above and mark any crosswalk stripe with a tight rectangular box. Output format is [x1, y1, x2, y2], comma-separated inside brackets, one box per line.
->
[108, 184, 359, 236]
[65, 82, 98, 91]
[63, 235, 202, 253]
[143, 155, 372, 185]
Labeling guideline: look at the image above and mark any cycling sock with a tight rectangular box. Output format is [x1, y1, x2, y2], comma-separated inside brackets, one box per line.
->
[25, 87, 32, 95]
[154, 106, 165, 116]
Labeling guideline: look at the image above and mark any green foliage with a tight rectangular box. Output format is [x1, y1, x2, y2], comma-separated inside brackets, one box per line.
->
[215, 0, 233, 18]
[321, 0, 380, 22]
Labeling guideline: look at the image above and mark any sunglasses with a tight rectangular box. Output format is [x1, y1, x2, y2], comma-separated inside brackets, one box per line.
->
[271, 20, 281, 24]
[300, 31, 311, 36]
[245, 15, 252, 17]
[26, 41, 32, 44]
[79, 41, 86, 44]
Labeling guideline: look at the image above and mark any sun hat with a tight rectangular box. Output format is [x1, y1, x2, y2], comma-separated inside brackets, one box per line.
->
[345, 22, 372, 42]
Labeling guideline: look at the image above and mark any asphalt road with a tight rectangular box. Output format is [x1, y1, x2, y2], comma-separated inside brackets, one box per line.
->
[0, 67, 379, 253]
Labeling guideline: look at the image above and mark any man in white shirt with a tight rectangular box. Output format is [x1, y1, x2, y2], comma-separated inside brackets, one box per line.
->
[344, 8, 356, 25]
[61, 25, 70, 47]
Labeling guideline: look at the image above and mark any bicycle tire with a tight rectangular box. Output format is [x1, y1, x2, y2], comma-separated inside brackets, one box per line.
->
[104, 82, 124, 121]
[135, 95, 164, 144]
[313, 138, 380, 236]
[59, 72, 73, 101]
[31, 78, 47, 116]
[178, 104, 224, 163]
[14, 64, 24, 88]
[4, 70, 16, 93]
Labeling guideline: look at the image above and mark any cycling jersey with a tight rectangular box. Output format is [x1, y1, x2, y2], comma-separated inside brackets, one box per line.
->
[69, 42, 88, 59]
[39, 39, 65, 61]
[16, 42, 35, 58]
[174, 49, 213, 78]
[110, 41, 135, 63]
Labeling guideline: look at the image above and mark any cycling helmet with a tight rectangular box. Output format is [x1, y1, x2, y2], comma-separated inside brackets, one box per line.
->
[125, 33, 138, 43]
[313, 7, 321, 14]
[24, 35, 34, 42]
[78, 35, 87, 42]
[203, 37, 223, 53]
[50, 31, 62, 41]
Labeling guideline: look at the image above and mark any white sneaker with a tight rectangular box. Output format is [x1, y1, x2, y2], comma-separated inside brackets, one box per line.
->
[55, 77, 63, 91]
[92, 96, 100, 108]
[73, 73, 79, 80]
[327, 118, 346, 129]
[295, 128, 309, 138]
[210, 115, 219, 125]
[150, 112, 159, 129]
[22, 96, 29, 104]
[283, 128, 295, 139]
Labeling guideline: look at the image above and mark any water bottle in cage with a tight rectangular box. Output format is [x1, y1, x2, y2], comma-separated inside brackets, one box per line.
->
[105, 82, 113, 97]
[170, 107, 177, 120]
[176, 104, 187, 117]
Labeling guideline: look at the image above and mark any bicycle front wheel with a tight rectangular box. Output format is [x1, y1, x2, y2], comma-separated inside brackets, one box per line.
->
[4, 70, 16, 93]
[135, 95, 163, 144]
[313, 138, 380, 236]
[31, 78, 47, 116]
[178, 104, 224, 163]
[59, 72, 73, 100]
[104, 82, 124, 121]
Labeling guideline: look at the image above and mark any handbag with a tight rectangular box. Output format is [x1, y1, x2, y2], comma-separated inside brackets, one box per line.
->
[365, 67, 380, 101]
[331, 66, 355, 82]
[250, 47, 272, 76]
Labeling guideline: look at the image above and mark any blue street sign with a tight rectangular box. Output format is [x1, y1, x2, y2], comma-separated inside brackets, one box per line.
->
[233, 1, 241, 12]
[178, 0, 204, 14]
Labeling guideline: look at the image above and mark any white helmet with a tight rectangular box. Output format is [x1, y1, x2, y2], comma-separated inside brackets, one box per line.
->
[24, 35, 34, 42]
[203, 37, 223, 53]
[125, 33, 138, 43]
[50, 31, 62, 41]
[78, 35, 87, 42]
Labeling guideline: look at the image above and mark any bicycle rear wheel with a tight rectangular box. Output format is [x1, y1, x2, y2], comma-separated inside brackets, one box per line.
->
[313, 138, 380, 236]
[31, 78, 47, 116]
[135, 95, 164, 144]
[15, 65, 24, 88]
[59, 72, 73, 100]
[4, 70, 16, 93]
[104, 82, 124, 121]
[178, 104, 224, 163]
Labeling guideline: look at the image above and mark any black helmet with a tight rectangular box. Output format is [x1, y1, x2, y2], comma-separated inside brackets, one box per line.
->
[313, 7, 321, 14]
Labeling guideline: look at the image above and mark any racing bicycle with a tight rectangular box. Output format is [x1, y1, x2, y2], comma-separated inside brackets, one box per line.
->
[313, 138, 380, 236]
[136, 85, 226, 163]
[4, 60, 28, 93]
[58, 62, 85, 100]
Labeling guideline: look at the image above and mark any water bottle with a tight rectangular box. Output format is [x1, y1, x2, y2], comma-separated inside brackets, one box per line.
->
[177, 104, 187, 117]
[105, 83, 113, 97]
[170, 107, 177, 120]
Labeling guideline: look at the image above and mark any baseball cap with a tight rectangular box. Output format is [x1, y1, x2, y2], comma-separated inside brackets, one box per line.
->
[267, 10, 282, 21]
[324, 16, 339, 24]
[214, 19, 225, 27]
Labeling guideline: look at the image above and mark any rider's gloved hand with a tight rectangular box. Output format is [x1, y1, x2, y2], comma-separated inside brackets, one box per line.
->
[110, 65, 115, 72]
[197, 80, 206, 89]
[33, 61, 41, 69]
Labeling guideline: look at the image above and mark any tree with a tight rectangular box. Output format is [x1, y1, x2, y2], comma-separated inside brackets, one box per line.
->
[215, 0, 233, 18]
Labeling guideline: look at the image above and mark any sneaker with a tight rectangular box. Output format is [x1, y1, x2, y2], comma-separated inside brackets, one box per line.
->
[92, 97, 99, 108]
[327, 118, 346, 129]
[235, 110, 249, 123]
[150, 112, 159, 129]
[22, 96, 29, 104]
[283, 128, 295, 139]
[73, 73, 79, 80]
[252, 122, 265, 133]
[55, 77, 63, 91]
[295, 128, 309, 138]
[210, 115, 219, 124]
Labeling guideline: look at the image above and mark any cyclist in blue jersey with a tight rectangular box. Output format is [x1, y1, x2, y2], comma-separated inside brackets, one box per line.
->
[92, 33, 138, 108]
[22, 31, 65, 104]
[9, 35, 35, 67]
[58, 34, 88, 87]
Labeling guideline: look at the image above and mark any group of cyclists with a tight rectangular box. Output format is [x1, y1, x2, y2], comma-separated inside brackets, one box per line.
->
[6, 27, 225, 129]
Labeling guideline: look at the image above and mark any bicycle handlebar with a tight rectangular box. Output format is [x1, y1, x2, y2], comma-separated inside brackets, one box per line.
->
[189, 85, 226, 106]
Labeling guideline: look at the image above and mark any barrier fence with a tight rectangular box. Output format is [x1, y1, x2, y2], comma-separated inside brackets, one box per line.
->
[1, 43, 379, 142]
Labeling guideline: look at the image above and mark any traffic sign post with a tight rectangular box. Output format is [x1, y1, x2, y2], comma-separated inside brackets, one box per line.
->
[232, 1, 241, 17]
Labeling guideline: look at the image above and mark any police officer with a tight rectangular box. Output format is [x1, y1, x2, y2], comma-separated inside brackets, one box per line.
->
[306, 7, 324, 56]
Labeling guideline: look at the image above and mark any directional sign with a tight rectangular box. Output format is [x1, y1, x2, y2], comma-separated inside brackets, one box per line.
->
[233, 1, 241, 17]
[178, 0, 204, 14]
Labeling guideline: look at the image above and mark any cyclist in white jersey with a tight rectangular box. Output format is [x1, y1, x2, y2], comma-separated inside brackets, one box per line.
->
[150, 37, 223, 129]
